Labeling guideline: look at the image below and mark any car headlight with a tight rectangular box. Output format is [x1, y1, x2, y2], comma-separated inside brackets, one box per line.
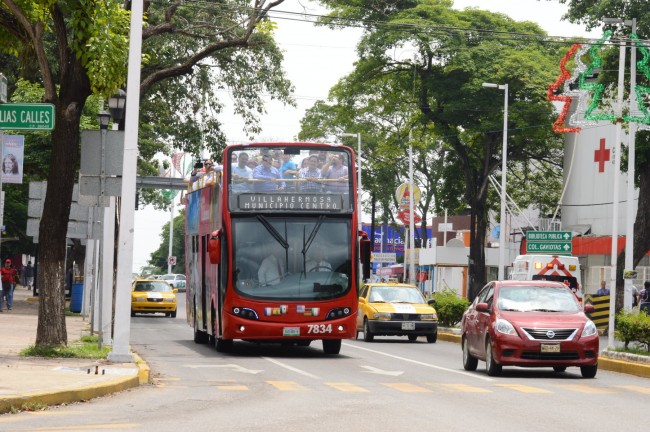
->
[420, 314, 437, 320]
[581, 320, 598, 337]
[495, 318, 516, 335]
[372, 312, 391, 320]
[164, 298, 176, 302]
[134, 298, 146, 302]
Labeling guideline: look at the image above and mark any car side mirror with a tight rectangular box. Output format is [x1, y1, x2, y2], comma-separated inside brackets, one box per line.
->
[173, 288, 178, 294]
[359, 297, 367, 304]
[476, 302, 490, 313]
[583, 303, 595, 313]
[427, 299, 437, 307]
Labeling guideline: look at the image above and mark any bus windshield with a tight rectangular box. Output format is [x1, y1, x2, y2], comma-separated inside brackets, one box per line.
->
[228, 146, 353, 212]
[232, 216, 351, 301]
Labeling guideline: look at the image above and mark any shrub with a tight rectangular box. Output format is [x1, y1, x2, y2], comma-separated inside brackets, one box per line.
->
[432, 289, 469, 327]
[616, 309, 650, 351]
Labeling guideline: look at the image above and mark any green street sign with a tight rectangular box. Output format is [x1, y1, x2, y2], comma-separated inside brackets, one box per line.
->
[526, 231, 573, 255]
[0, 103, 55, 130]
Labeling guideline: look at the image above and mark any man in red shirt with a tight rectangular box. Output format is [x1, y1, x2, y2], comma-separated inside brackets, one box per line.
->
[1, 259, 16, 311]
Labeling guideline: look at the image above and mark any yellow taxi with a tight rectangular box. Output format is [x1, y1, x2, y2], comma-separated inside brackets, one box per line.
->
[357, 283, 438, 343]
[131, 279, 178, 318]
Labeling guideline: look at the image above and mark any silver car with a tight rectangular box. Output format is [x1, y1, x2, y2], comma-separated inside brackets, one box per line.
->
[161, 274, 186, 292]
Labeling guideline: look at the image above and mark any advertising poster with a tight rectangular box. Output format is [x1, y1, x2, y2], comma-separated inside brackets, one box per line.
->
[2, 134, 24, 184]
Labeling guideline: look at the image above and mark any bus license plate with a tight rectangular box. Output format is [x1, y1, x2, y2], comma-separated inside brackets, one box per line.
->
[283, 327, 300, 337]
[541, 343, 560, 353]
[402, 322, 415, 330]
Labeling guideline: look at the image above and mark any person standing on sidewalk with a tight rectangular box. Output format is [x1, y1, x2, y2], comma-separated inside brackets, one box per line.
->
[1, 259, 16, 311]
[24, 261, 34, 290]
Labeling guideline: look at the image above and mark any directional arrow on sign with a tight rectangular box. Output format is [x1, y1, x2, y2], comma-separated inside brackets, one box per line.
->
[360, 365, 404, 376]
[185, 364, 263, 374]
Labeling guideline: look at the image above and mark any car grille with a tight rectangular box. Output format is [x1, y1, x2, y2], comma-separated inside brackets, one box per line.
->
[520, 351, 580, 361]
[148, 298, 163, 303]
[521, 328, 577, 341]
[391, 313, 421, 321]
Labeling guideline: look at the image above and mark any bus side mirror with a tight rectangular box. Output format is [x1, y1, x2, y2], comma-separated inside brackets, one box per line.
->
[359, 230, 371, 281]
[208, 229, 222, 264]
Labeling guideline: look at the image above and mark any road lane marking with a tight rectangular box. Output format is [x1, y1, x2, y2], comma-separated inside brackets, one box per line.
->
[384, 383, 432, 393]
[184, 364, 262, 374]
[614, 385, 650, 394]
[342, 342, 494, 382]
[267, 381, 305, 391]
[216, 385, 248, 391]
[554, 384, 619, 394]
[361, 365, 403, 376]
[496, 384, 552, 394]
[439, 383, 492, 393]
[25, 424, 139, 429]
[326, 382, 369, 392]
[262, 357, 320, 379]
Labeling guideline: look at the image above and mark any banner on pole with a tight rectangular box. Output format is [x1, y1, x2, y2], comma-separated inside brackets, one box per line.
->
[2, 134, 24, 184]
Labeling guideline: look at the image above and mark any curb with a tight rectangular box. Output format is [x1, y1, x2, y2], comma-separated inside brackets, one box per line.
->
[0, 353, 150, 414]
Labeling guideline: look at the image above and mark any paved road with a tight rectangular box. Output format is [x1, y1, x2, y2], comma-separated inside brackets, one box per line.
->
[1, 293, 646, 432]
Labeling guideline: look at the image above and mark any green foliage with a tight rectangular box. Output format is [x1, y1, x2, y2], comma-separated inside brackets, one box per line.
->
[616, 309, 650, 351]
[146, 208, 186, 273]
[432, 289, 470, 327]
[20, 335, 111, 359]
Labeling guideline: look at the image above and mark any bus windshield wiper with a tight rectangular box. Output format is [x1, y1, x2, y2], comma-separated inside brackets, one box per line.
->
[256, 215, 288, 250]
[302, 215, 325, 256]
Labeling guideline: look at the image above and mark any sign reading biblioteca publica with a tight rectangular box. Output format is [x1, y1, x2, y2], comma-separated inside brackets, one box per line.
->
[237, 193, 343, 211]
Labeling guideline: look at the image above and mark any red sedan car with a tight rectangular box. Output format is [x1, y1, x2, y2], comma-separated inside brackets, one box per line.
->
[461, 280, 599, 378]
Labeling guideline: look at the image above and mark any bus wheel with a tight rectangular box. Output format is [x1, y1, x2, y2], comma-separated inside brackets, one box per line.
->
[193, 319, 208, 344]
[215, 338, 233, 353]
[322, 339, 341, 355]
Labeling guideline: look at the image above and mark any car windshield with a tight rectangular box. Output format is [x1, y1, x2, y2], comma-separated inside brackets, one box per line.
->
[497, 285, 580, 312]
[369, 286, 425, 303]
[134, 281, 174, 293]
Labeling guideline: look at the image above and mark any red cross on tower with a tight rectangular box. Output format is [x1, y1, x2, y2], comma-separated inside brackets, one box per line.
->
[594, 138, 610, 173]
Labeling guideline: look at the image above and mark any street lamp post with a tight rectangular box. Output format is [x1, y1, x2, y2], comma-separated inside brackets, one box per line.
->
[604, 18, 637, 314]
[483, 82, 509, 280]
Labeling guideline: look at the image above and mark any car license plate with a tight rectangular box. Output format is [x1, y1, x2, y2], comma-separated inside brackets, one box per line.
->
[283, 327, 300, 337]
[402, 322, 415, 330]
[541, 343, 560, 353]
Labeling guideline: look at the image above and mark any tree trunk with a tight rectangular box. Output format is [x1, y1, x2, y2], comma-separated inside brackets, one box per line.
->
[35, 61, 90, 346]
[467, 199, 488, 301]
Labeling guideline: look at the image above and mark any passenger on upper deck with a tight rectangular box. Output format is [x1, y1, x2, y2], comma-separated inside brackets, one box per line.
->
[297, 155, 322, 192]
[322, 154, 349, 193]
[252, 154, 285, 192]
[231, 152, 253, 193]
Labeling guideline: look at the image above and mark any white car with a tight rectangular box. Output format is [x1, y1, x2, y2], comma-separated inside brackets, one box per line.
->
[161, 274, 186, 291]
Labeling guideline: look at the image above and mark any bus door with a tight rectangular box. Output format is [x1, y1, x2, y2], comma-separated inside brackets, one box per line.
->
[200, 234, 208, 333]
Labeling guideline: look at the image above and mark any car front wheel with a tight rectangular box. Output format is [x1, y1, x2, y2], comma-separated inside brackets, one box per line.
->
[462, 337, 478, 371]
[426, 331, 437, 343]
[485, 338, 502, 377]
[580, 364, 598, 378]
[363, 318, 374, 342]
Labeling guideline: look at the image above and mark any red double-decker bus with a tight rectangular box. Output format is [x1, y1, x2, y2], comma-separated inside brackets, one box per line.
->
[185, 142, 370, 354]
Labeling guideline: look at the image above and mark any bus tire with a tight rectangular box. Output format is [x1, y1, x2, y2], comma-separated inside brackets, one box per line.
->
[215, 338, 233, 353]
[322, 339, 341, 355]
[194, 318, 208, 344]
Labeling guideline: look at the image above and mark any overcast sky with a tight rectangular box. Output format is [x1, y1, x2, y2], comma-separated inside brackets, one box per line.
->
[132, 0, 601, 274]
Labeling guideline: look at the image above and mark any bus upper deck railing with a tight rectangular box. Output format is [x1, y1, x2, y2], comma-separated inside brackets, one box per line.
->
[187, 175, 349, 192]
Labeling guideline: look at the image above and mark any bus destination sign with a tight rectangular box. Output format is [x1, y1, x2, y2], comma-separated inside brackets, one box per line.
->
[237, 193, 343, 211]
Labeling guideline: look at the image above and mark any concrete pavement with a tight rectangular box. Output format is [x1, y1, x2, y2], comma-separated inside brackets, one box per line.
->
[0, 285, 148, 414]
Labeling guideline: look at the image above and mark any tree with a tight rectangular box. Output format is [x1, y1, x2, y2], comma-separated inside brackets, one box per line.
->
[0, 0, 291, 346]
[558, 0, 650, 307]
[148, 208, 186, 274]
[313, 0, 565, 299]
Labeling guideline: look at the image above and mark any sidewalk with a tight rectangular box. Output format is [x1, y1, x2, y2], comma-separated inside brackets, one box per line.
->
[0, 285, 148, 414]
